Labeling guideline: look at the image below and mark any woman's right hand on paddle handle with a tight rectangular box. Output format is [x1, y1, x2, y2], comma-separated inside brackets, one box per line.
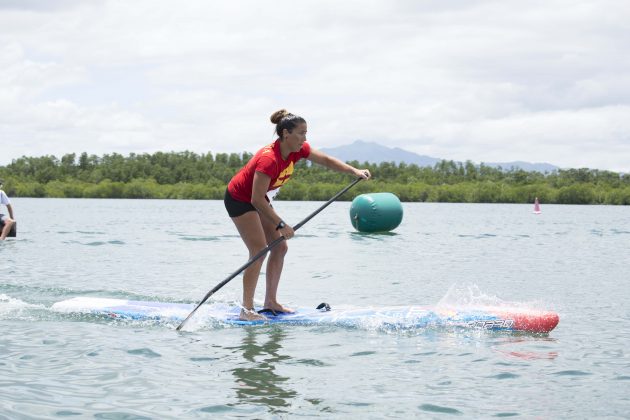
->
[278, 223, 295, 240]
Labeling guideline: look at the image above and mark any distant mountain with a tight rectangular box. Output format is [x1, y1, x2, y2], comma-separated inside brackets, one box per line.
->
[320, 140, 559, 173]
[320, 140, 441, 167]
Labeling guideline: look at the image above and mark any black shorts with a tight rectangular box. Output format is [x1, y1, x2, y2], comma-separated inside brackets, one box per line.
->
[224, 189, 270, 218]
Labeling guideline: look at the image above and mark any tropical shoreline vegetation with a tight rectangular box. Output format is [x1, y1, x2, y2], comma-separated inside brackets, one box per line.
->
[1, 151, 629, 204]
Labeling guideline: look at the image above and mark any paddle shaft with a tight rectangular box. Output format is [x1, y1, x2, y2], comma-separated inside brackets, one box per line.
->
[176, 177, 363, 330]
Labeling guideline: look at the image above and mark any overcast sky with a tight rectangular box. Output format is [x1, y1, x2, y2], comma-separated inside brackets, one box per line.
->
[1, 0, 629, 171]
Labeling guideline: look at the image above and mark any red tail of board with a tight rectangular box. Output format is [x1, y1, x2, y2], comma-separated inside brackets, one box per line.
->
[496, 309, 559, 333]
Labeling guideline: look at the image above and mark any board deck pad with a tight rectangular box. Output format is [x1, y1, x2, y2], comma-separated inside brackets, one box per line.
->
[51, 297, 559, 333]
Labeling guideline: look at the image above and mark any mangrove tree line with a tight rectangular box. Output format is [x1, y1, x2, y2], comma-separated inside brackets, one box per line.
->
[1, 151, 629, 204]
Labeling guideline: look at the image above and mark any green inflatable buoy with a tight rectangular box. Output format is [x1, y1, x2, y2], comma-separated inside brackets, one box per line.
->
[350, 193, 403, 232]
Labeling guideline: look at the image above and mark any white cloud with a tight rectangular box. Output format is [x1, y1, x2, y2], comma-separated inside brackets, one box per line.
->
[1, 0, 629, 171]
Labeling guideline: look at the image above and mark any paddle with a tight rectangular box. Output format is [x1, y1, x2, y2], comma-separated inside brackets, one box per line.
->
[176, 176, 364, 331]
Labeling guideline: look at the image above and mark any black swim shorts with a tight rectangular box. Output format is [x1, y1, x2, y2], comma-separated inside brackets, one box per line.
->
[224, 189, 270, 218]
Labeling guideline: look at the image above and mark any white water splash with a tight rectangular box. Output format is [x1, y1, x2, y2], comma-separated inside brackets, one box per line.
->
[435, 283, 548, 311]
[436, 283, 508, 308]
[1, 293, 30, 309]
[0, 294, 44, 318]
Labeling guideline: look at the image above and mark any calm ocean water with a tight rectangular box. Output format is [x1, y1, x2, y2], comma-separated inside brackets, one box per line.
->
[1, 197, 629, 418]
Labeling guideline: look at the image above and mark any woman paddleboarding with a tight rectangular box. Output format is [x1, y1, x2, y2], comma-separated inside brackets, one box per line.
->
[224, 109, 371, 321]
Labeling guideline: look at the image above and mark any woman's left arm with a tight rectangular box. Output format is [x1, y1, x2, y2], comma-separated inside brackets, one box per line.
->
[307, 148, 371, 179]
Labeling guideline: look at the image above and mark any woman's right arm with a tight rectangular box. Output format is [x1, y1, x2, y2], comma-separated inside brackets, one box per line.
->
[251, 171, 295, 239]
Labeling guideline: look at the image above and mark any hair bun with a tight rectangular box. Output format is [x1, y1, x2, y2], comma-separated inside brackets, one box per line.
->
[270, 109, 290, 124]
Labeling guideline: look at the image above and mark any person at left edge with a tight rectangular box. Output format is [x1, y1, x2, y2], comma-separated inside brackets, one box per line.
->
[225, 109, 371, 321]
[0, 180, 16, 240]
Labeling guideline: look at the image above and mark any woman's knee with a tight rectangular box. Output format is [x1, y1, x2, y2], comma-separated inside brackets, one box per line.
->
[270, 240, 288, 258]
[248, 241, 269, 259]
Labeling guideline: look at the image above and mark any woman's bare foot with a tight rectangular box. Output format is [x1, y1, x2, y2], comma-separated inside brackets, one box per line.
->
[239, 308, 268, 321]
[262, 302, 295, 314]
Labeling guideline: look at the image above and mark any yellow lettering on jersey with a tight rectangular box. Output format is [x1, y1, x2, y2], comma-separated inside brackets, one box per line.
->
[272, 161, 294, 188]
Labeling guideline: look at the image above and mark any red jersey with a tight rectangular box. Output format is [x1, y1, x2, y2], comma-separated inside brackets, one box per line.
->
[227, 139, 311, 202]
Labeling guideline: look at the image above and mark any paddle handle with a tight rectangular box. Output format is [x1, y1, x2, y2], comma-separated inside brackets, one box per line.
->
[176, 177, 363, 331]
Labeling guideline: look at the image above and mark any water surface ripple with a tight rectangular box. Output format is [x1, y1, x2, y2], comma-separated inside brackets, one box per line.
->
[1, 199, 629, 417]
